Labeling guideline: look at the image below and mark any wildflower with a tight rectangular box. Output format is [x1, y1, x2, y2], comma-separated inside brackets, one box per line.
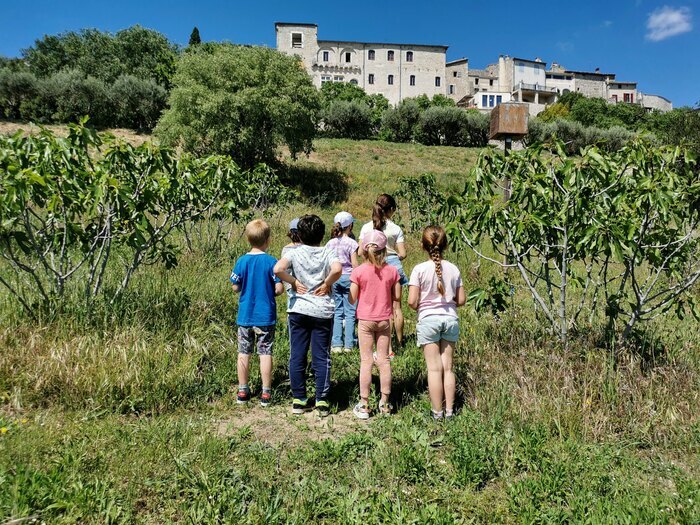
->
[0, 427, 7, 434]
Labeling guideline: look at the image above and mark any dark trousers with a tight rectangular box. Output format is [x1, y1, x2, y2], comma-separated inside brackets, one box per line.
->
[288, 312, 332, 402]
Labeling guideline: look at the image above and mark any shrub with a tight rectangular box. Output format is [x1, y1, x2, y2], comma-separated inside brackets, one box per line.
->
[380, 98, 422, 142]
[39, 69, 112, 127]
[109, 75, 167, 131]
[155, 44, 320, 169]
[526, 118, 634, 154]
[0, 68, 38, 120]
[461, 110, 490, 147]
[321, 99, 373, 140]
[414, 106, 465, 146]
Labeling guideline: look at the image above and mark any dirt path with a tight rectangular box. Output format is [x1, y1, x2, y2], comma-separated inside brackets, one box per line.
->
[0, 121, 152, 147]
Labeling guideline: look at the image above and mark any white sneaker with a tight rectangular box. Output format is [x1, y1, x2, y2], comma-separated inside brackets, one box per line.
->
[343, 348, 353, 353]
[331, 347, 343, 353]
[352, 402, 370, 420]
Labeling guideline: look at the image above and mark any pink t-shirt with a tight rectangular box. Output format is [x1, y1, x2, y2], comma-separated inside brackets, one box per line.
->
[351, 263, 399, 321]
[409, 260, 463, 321]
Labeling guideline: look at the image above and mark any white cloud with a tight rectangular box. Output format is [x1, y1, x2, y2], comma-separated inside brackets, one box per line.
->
[646, 6, 692, 41]
[602, 20, 613, 28]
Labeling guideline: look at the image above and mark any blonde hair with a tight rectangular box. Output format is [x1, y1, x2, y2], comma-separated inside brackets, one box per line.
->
[245, 219, 270, 248]
[365, 246, 387, 268]
[421, 225, 447, 296]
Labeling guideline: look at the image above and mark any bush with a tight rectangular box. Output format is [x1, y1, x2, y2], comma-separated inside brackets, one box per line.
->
[526, 118, 634, 154]
[155, 44, 320, 169]
[0, 69, 38, 120]
[380, 98, 422, 142]
[414, 106, 465, 146]
[321, 99, 373, 140]
[109, 75, 167, 131]
[461, 110, 490, 147]
[40, 69, 112, 127]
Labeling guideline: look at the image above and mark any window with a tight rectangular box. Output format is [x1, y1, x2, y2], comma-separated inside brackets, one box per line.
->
[368, 74, 375, 85]
[292, 33, 303, 48]
[387, 50, 394, 61]
[496, 95, 502, 105]
[388, 74, 394, 85]
[409, 75, 416, 86]
[453, 71, 458, 77]
[321, 75, 332, 84]
[435, 76, 441, 87]
[350, 79, 358, 85]
[482, 95, 488, 107]
[489, 79, 494, 86]
[474, 78, 479, 85]
[368, 49, 375, 60]
[345, 52, 351, 63]
[489, 95, 495, 107]
[334, 75, 344, 82]
[449, 85, 455, 95]
[406, 51, 413, 62]
[612, 94, 618, 102]
[322, 51, 329, 62]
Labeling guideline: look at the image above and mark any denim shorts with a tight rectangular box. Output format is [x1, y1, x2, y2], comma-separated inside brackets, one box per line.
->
[416, 315, 459, 346]
[237, 325, 275, 355]
[386, 254, 409, 286]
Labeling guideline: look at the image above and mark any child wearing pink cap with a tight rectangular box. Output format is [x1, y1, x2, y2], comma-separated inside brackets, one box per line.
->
[349, 230, 401, 419]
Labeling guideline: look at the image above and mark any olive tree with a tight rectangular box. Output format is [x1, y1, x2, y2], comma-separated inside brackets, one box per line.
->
[155, 44, 321, 169]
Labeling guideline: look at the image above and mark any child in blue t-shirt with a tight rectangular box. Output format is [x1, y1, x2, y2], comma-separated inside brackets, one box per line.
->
[230, 219, 284, 406]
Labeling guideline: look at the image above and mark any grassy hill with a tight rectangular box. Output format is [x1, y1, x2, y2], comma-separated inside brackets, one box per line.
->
[1, 127, 698, 523]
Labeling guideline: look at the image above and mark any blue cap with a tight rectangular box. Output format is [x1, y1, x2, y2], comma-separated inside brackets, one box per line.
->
[289, 218, 300, 231]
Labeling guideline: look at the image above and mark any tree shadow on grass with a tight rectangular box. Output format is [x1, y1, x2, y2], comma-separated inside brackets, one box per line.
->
[280, 164, 350, 207]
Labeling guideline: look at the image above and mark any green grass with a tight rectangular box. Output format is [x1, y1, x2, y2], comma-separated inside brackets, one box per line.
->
[1, 136, 699, 523]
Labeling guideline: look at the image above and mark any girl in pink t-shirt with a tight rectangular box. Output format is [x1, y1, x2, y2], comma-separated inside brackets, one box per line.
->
[408, 226, 466, 420]
[349, 230, 400, 419]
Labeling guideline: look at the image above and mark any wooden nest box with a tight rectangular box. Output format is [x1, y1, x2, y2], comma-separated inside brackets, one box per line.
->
[489, 102, 529, 140]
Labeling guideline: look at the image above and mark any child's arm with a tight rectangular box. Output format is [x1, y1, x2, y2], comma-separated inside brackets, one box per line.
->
[408, 285, 420, 310]
[232, 283, 241, 293]
[274, 258, 308, 294]
[455, 285, 466, 307]
[392, 280, 402, 303]
[274, 282, 284, 296]
[396, 241, 407, 261]
[349, 282, 359, 305]
[350, 251, 359, 269]
[313, 261, 342, 296]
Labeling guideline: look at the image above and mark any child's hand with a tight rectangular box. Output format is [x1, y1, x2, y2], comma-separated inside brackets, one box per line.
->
[313, 282, 331, 296]
[292, 279, 308, 294]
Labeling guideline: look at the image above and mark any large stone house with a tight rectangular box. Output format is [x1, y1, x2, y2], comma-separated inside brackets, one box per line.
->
[276, 22, 672, 114]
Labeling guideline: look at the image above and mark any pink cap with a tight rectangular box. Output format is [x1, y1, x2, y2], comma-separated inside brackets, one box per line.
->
[362, 230, 387, 251]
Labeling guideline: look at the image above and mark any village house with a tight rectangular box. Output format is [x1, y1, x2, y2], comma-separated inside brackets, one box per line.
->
[275, 22, 672, 114]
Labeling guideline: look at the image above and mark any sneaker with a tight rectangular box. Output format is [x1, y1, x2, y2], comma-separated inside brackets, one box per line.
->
[431, 410, 444, 421]
[316, 399, 330, 418]
[236, 389, 250, 404]
[378, 401, 393, 415]
[353, 402, 370, 420]
[331, 347, 343, 354]
[343, 348, 353, 353]
[260, 391, 272, 407]
[292, 398, 311, 414]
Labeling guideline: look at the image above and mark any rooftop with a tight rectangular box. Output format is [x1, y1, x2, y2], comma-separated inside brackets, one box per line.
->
[446, 58, 468, 65]
[318, 38, 448, 49]
[275, 22, 318, 28]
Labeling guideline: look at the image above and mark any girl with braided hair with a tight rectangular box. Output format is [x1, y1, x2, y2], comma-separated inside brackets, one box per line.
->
[408, 225, 466, 420]
[358, 194, 407, 357]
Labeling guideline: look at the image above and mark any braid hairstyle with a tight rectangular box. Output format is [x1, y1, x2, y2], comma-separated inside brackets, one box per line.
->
[330, 222, 343, 239]
[421, 225, 448, 296]
[372, 194, 397, 231]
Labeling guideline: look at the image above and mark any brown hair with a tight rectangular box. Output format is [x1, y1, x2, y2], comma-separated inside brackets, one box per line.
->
[372, 194, 397, 231]
[287, 229, 301, 243]
[245, 219, 271, 248]
[365, 246, 387, 269]
[421, 225, 448, 296]
[330, 222, 343, 239]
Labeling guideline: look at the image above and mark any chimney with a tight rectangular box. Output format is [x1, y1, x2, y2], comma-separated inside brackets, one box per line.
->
[595, 67, 600, 73]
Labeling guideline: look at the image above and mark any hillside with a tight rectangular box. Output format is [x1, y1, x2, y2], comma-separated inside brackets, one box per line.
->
[1, 125, 698, 523]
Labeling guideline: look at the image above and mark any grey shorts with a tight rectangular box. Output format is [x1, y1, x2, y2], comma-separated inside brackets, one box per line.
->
[237, 325, 275, 355]
[416, 315, 459, 346]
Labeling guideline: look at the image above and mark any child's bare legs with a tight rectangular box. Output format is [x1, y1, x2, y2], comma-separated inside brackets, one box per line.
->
[358, 320, 374, 404]
[440, 340, 456, 413]
[237, 353, 251, 388]
[259, 355, 272, 391]
[389, 299, 404, 353]
[374, 320, 392, 404]
[423, 342, 444, 413]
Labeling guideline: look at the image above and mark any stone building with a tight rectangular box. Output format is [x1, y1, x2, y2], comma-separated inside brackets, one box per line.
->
[275, 22, 448, 106]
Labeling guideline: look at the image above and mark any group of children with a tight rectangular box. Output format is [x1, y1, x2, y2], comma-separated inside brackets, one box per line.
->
[230, 193, 465, 420]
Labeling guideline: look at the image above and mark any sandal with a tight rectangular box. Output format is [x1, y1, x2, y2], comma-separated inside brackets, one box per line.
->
[378, 400, 393, 415]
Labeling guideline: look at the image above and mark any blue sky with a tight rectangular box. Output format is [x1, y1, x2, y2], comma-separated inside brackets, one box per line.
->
[1, 0, 697, 107]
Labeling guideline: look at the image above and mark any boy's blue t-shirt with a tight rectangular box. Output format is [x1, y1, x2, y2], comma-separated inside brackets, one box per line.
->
[229, 253, 280, 326]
